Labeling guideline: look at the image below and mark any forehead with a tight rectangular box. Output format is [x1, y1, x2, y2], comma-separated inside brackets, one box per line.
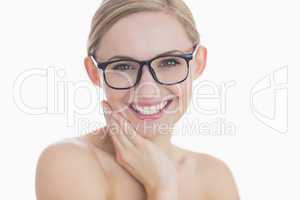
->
[98, 11, 193, 60]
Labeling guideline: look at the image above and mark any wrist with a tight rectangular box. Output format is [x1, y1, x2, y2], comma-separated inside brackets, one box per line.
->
[146, 183, 178, 200]
[147, 188, 178, 200]
[145, 175, 178, 193]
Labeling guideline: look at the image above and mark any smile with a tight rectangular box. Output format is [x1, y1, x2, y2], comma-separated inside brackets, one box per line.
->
[129, 98, 174, 120]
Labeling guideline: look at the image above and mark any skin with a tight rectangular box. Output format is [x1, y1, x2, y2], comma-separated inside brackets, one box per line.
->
[35, 11, 240, 200]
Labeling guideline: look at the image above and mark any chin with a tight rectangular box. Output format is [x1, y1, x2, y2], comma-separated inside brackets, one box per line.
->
[129, 116, 176, 140]
[136, 125, 170, 140]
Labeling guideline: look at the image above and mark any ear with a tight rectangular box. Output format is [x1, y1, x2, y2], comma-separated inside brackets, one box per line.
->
[84, 56, 102, 88]
[192, 45, 207, 81]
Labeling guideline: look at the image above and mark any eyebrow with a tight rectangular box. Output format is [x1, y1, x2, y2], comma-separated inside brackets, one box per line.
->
[107, 49, 188, 62]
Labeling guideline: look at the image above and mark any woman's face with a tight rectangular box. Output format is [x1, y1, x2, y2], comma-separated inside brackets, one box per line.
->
[85, 11, 206, 139]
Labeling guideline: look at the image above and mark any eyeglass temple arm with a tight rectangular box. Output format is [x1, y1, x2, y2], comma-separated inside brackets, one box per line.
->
[89, 53, 103, 69]
[192, 43, 201, 58]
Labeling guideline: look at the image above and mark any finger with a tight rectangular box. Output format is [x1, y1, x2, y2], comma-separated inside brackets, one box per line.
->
[113, 111, 146, 147]
[102, 101, 134, 150]
[110, 115, 135, 150]
[102, 101, 125, 152]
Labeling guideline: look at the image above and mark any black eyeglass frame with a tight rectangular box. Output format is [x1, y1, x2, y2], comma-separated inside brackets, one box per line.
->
[89, 43, 199, 90]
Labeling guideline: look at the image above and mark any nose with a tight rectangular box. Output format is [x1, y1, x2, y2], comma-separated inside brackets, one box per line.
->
[135, 65, 160, 96]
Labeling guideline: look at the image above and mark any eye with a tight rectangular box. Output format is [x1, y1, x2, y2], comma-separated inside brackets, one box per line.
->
[112, 63, 136, 71]
[159, 58, 180, 67]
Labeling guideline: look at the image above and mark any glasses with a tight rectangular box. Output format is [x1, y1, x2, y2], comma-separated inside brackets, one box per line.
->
[90, 44, 198, 90]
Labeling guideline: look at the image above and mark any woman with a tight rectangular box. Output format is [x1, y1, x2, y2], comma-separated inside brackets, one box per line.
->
[35, 0, 240, 199]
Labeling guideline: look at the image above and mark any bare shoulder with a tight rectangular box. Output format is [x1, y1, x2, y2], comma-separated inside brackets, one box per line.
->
[35, 138, 110, 200]
[192, 151, 240, 200]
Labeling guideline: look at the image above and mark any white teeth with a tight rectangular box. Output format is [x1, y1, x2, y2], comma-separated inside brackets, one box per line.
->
[131, 101, 169, 115]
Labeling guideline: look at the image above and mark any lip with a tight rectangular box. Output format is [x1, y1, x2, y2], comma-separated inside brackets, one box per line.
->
[130, 97, 174, 107]
[129, 98, 174, 121]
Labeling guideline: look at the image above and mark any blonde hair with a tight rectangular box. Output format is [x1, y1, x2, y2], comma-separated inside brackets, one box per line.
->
[87, 0, 200, 56]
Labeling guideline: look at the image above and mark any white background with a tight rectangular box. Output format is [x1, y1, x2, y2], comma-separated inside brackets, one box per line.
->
[0, 0, 299, 199]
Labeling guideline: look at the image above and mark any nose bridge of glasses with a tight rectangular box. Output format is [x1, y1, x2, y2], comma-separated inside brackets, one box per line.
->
[137, 60, 157, 83]
[134, 62, 160, 94]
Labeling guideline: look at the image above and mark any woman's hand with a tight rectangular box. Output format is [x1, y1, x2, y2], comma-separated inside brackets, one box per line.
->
[101, 100, 178, 196]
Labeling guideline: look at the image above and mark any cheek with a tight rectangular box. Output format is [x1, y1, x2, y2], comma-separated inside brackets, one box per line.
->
[165, 79, 192, 126]
[103, 86, 128, 111]
[174, 77, 193, 112]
